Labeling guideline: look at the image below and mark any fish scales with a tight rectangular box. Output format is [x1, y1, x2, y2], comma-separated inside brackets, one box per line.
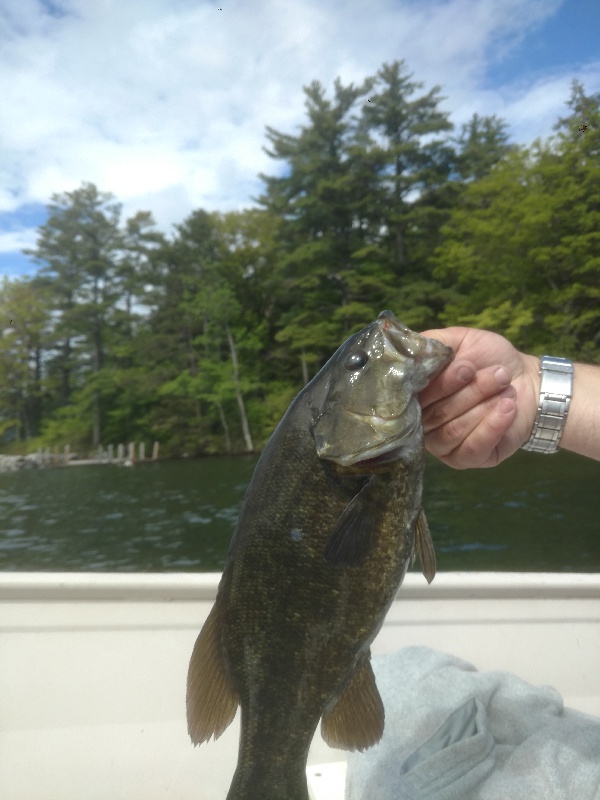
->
[187, 311, 453, 800]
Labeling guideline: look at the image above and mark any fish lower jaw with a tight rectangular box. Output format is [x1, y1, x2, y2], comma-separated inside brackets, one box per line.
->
[333, 429, 422, 467]
[352, 443, 413, 467]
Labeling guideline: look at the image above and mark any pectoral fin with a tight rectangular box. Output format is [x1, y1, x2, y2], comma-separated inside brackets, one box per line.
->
[415, 509, 436, 584]
[186, 595, 239, 745]
[323, 481, 378, 565]
[320, 652, 384, 751]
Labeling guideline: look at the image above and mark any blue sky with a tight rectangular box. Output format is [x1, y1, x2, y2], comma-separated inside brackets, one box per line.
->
[1, 0, 599, 279]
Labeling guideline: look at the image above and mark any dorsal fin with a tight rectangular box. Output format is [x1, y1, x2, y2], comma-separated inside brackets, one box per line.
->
[186, 596, 239, 745]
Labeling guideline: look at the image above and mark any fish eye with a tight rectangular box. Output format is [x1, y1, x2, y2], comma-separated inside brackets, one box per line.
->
[344, 350, 369, 372]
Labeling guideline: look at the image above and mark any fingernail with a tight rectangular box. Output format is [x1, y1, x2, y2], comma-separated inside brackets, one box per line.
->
[494, 367, 510, 386]
[457, 365, 473, 382]
[497, 397, 515, 414]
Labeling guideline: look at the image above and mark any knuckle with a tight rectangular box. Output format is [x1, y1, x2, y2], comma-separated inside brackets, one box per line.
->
[442, 417, 464, 445]
[461, 436, 485, 462]
[422, 403, 447, 429]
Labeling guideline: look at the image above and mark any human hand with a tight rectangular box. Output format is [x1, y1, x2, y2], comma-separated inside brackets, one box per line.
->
[419, 327, 540, 468]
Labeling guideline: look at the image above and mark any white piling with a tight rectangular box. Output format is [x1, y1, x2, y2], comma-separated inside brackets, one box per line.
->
[152, 441, 160, 461]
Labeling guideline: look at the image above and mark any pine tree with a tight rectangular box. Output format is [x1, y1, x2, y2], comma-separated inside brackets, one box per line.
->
[260, 75, 394, 380]
[27, 183, 123, 445]
[0, 278, 50, 441]
[454, 113, 514, 181]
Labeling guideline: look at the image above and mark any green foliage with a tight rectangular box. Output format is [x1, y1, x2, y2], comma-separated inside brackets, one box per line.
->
[433, 81, 600, 360]
[39, 400, 93, 449]
[3, 70, 598, 456]
[454, 113, 515, 181]
[0, 277, 51, 441]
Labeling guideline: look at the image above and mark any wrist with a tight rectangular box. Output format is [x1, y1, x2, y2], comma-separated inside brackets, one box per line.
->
[521, 353, 542, 440]
[560, 363, 600, 459]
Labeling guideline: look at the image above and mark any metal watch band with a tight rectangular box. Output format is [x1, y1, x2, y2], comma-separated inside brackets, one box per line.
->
[522, 355, 573, 454]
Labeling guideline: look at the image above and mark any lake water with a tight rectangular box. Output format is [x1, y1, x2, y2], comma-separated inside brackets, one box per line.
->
[0, 450, 598, 573]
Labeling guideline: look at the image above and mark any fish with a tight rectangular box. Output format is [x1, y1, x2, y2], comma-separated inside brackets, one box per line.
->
[186, 310, 453, 800]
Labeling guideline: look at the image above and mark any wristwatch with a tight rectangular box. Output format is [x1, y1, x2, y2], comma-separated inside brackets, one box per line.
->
[522, 355, 574, 454]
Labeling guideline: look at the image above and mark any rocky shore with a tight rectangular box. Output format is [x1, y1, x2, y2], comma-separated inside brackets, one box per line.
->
[0, 454, 45, 473]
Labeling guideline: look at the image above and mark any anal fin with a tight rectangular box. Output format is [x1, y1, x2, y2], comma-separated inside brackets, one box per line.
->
[320, 652, 384, 752]
[186, 596, 239, 745]
[415, 509, 436, 584]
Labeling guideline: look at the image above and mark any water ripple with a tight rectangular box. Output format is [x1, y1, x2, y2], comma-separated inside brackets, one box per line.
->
[0, 452, 597, 572]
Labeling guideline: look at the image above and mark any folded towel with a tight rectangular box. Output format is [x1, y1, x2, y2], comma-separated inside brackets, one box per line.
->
[345, 647, 600, 800]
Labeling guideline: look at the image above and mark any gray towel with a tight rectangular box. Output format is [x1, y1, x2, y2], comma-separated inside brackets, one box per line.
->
[345, 647, 600, 800]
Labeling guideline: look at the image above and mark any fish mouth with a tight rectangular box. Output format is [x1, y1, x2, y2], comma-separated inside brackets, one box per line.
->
[378, 310, 453, 384]
[378, 310, 428, 359]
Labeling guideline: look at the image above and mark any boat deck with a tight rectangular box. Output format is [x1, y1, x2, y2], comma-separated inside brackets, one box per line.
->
[1, 572, 599, 799]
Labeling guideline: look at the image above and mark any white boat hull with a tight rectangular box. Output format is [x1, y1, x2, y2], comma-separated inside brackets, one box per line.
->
[1, 572, 599, 799]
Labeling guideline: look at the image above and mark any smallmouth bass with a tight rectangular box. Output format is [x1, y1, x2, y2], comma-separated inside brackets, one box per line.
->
[187, 311, 453, 800]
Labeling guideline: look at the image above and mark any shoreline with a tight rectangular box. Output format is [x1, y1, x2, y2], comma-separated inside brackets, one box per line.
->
[0, 451, 259, 473]
[0, 454, 143, 472]
[0, 454, 45, 473]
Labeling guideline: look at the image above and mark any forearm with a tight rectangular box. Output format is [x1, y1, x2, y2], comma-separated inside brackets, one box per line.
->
[560, 363, 600, 460]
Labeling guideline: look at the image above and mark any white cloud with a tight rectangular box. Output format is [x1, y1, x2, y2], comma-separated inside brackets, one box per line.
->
[0, 227, 38, 255]
[0, 0, 598, 258]
[453, 62, 600, 146]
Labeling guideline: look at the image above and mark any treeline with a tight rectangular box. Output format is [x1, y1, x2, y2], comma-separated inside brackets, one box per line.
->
[1, 62, 598, 456]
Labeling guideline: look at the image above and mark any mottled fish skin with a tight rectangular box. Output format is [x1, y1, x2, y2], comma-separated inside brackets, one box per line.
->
[187, 311, 453, 800]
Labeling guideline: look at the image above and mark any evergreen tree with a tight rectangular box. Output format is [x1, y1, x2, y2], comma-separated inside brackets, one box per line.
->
[148, 209, 274, 453]
[143, 209, 222, 453]
[454, 113, 514, 181]
[27, 183, 123, 445]
[117, 210, 163, 347]
[260, 75, 399, 380]
[0, 278, 50, 441]
[361, 60, 454, 278]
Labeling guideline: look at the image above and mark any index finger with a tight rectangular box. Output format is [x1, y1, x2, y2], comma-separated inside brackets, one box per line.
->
[421, 327, 470, 353]
[419, 358, 476, 409]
